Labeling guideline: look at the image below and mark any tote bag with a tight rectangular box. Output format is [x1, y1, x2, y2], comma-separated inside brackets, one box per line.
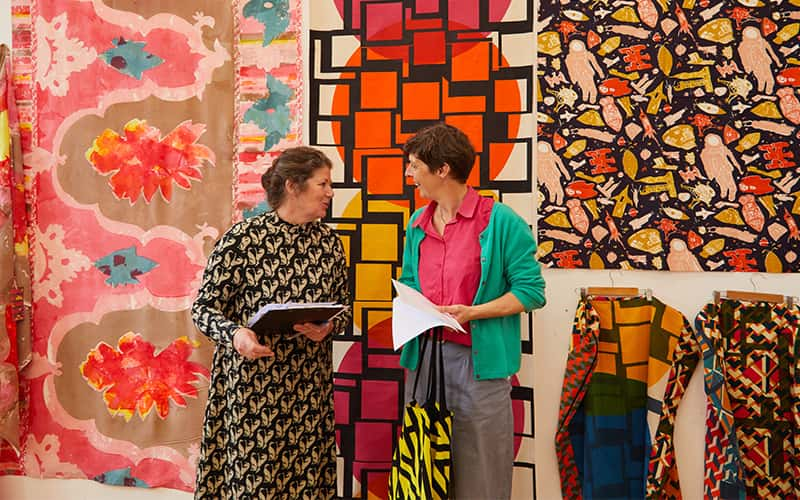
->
[389, 327, 453, 500]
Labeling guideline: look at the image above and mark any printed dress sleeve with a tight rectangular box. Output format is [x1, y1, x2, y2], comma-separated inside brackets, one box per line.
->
[191, 226, 246, 345]
[555, 299, 600, 499]
[499, 205, 546, 311]
[692, 303, 745, 499]
[330, 234, 352, 335]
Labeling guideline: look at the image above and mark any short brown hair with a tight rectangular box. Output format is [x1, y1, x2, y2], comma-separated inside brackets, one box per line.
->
[402, 123, 475, 183]
[261, 146, 333, 208]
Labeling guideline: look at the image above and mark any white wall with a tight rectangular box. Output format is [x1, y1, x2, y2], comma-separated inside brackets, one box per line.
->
[0, 4, 9, 47]
[535, 268, 799, 500]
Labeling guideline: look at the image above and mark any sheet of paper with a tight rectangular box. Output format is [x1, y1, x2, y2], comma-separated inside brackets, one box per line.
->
[391, 279, 465, 351]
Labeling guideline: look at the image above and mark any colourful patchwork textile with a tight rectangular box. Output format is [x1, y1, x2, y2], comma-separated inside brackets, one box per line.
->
[234, 0, 303, 217]
[694, 300, 800, 498]
[556, 296, 695, 499]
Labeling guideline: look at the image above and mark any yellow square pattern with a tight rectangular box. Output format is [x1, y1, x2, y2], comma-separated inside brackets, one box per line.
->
[355, 263, 393, 301]
[593, 301, 612, 330]
[627, 364, 649, 384]
[614, 301, 653, 325]
[598, 341, 618, 353]
[596, 352, 617, 375]
[648, 359, 670, 386]
[361, 224, 398, 261]
[661, 306, 684, 336]
[619, 324, 650, 365]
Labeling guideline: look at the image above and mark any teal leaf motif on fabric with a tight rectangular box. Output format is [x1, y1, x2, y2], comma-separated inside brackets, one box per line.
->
[244, 200, 270, 219]
[243, 0, 290, 46]
[95, 246, 158, 287]
[244, 75, 293, 150]
[100, 37, 163, 79]
[93, 467, 149, 488]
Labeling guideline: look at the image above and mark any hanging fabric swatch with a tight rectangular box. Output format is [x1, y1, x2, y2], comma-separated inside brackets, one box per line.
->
[684, 299, 798, 498]
[7, 0, 238, 490]
[556, 295, 696, 498]
[234, 0, 303, 218]
[0, 43, 24, 471]
[536, 0, 800, 272]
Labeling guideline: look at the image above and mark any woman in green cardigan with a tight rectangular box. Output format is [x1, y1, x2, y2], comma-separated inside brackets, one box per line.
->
[399, 123, 546, 499]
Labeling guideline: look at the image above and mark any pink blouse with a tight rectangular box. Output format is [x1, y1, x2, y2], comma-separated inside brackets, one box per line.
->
[415, 188, 494, 345]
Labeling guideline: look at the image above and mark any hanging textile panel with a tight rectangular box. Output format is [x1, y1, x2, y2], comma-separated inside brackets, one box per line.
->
[9, 0, 237, 490]
[0, 43, 24, 473]
[537, 0, 800, 272]
[648, 298, 746, 499]
[234, 0, 303, 217]
[692, 300, 800, 498]
[556, 296, 696, 499]
[310, 1, 536, 498]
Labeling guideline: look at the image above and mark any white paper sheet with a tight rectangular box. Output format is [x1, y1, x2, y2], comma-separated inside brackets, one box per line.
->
[391, 279, 466, 351]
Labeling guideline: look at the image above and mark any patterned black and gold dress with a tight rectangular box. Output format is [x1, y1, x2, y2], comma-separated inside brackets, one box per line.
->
[191, 211, 351, 499]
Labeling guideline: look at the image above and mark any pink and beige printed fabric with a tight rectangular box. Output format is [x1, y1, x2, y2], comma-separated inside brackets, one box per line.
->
[8, 0, 241, 490]
[2, 0, 304, 490]
[234, 0, 303, 217]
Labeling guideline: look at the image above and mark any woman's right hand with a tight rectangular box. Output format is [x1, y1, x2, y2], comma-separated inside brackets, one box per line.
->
[233, 327, 274, 360]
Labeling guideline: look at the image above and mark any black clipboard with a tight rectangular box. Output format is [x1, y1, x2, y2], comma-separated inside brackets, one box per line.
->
[247, 303, 348, 336]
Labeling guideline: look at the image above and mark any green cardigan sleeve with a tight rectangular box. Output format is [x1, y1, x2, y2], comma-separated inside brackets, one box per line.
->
[495, 203, 546, 311]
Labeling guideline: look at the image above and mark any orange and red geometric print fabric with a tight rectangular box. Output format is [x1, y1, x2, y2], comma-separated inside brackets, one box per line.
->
[694, 300, 800, 498]
[310, 1, 537, 498]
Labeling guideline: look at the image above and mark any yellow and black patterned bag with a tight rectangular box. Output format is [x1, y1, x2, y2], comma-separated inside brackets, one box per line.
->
[389, 327, 453, 500]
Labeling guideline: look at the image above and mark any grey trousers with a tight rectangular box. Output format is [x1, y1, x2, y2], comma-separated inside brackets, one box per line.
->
[404, 340, 513, 500]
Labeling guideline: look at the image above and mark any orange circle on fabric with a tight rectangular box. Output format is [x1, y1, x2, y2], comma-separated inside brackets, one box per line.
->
[330, 39, 522, 193]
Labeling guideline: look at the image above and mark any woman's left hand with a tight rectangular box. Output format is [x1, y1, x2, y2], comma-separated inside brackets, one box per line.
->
[293, 321, 334, 342]
[437, 304, 474, 325]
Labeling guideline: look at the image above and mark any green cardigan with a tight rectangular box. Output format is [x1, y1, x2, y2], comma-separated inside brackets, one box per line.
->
[398, 202, 546, 380]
